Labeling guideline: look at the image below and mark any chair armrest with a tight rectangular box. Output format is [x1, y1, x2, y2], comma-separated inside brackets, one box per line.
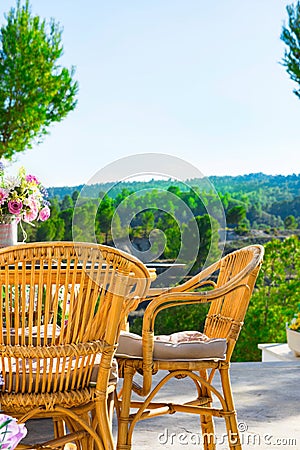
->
[147, 260, 220, 299]
[142, 283, 249, 333]
[147, 279, 217, 297]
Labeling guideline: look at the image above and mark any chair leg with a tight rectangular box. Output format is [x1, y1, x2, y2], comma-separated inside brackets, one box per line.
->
[219, 368, 242, 450]
[90, 390, 115, 448]
[64, 414, 92, 450]
[117, 364, 136, 450]
[201, 414, 216, 450]
[95, 398, 115, 450]
[54, 417, 82, 449]
[80, 413, 95, 450]
[199, 370, 216, 450]
[53, 417, 66, 439]
[107, 391, 115, 427]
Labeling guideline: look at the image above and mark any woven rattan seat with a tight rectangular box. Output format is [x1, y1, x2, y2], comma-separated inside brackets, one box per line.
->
[0, 242, 151, 450]
[116, 245, 264, 450]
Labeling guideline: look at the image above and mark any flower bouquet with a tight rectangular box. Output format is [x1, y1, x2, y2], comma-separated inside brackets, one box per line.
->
[288, 307, 300, 333]
[286, 304, 300, 357]
[0, 164, 50, 245]
[0, 164, 50, 225]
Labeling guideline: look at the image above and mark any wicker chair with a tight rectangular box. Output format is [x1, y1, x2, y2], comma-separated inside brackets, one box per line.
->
[0, 242, 151, 450]
[116, 245, 264, 450]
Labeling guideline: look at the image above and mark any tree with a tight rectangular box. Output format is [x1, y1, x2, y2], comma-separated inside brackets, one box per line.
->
[96, 195, 115, 244]
[235, 217, 251, 235]
[226, 205, 247, 228]
[71, 190, 79, 204]
[234, 236, 300, 361]
[140, 210, 155, 238]
[59, 208, 73, 240]
[156, 212, 181, 259]
[182, 214, 220, 274]
[60, 195, 73, 211]
[163, 225, 181, 259]
[281, 1, 300, 99]
[284, 214, 298, 230]
[72, 200, 98, 242]
[0, 0, 78, 159]
[36, 219, 58, 241]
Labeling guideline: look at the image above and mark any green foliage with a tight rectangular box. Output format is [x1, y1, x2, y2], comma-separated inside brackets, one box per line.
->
[284, 214, 298, 230]
[0, 0, 78, 159]
[140, 210, 155, 238]
[36, 219, 59, 241]
[59, 209, 73, 240]
[18, 177, 300, 364]
[60, 195, 74, 211]
[181, 214, 221, 274]
[156, 212, 181, 259]
[48, 174, 300, 231]
[281, 1, 300, 99]
[269, 196, 300, 221]
[131, 235, 300, 362]
[71, 191, 79, 204]
[30, 174, 300, 261]
[96, 195, 115, 243]
[235, 217, 251, 235]
[226, 205, 247, 227]
[233, 236, 300, 361]
[131, 303, 210, 336]
[72, 200, 98, 242]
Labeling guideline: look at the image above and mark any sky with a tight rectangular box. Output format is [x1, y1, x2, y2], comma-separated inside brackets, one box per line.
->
[0, 0, 299, 187]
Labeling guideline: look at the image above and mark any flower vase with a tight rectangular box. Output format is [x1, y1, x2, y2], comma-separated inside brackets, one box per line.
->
[0, 220, 18, 248]
[286, 327, 300, 357]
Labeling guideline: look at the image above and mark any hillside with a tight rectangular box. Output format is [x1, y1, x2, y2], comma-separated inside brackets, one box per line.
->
[47, 172, 300, 201]
[46, 173, 300, 226]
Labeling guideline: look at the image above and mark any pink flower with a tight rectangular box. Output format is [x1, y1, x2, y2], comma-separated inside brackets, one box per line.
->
[0, 188, 9, 205]
[38, 205, 50, 221]
[25, 174, 39, 185]
[23, 209, 38, 222]
[24, 195, 38, 209]
[8, 200, 23, 215]
[23, 195, 39, 222]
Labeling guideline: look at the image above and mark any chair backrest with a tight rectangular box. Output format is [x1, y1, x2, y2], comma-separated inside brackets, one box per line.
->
[0, 242, 151, 395]
[204, 245, 264, 356]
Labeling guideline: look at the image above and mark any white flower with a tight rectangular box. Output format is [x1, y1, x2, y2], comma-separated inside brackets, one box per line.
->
[4, 176, 20, 190]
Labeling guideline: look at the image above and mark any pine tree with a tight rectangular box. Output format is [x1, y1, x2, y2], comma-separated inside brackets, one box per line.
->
[0, 1, 78, 159]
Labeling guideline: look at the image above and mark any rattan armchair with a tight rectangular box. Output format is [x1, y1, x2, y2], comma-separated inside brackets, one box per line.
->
[0, 242, 151, 450]
[116, 245, 264, 450]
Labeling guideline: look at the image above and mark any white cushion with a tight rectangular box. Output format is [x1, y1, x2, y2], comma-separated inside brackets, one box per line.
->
[116, 330, 227, 361]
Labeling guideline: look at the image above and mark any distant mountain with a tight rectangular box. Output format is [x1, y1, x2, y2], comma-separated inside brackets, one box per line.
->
[47, 173, 300, 201]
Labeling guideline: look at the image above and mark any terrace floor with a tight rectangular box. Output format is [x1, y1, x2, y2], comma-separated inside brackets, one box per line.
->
[23, 360, 300, 449]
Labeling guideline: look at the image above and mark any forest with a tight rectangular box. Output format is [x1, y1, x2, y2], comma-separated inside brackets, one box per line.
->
[32, 172, 300, 246]
[21, 172, 300, 361]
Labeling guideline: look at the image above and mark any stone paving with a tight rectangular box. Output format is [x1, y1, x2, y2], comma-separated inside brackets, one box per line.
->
[23, 360, 300, 449]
